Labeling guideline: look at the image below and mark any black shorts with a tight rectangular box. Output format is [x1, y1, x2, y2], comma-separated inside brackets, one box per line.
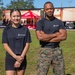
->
[5, 56, 27, 71]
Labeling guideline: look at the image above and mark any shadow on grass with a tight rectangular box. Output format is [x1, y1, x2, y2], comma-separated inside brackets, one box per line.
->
[66, 74, 72, 75]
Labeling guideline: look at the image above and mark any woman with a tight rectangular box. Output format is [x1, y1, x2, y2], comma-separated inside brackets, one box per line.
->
[2, 9, 31, 75]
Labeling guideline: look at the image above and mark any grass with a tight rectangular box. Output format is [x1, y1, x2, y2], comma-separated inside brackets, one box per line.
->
[0, 29, 75, 75]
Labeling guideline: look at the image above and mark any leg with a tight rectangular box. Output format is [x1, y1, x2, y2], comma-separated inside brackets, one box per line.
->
[16, 57, 27, 75]
[37, 48, 52, 75]
[17, 70, 25, 75]
[5, 57, 16, 75]
[52, 47, 65, 75]
[6, 70, 15, 75]
[5, 56, 26, 75]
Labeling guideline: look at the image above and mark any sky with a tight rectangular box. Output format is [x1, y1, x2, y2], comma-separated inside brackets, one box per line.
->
[2, 0, 75, 8]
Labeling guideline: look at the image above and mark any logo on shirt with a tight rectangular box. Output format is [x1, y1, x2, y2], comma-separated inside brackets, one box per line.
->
[53, 25, 59, 27]
[18, 34, 26, 36]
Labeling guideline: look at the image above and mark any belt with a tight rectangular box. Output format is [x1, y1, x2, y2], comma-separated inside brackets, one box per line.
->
[41, 45, 59, 48]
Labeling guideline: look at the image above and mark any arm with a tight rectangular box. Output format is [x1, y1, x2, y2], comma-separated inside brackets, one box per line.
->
[14, 42, 30, 68]
[14, 43, 30, 68]
[3, 43, 23, 61]
[50, 29, 67, 42]
[3, 43, 17, 59]
[36, 30, 57, 42]
[21, 43, 30, 58]
[20, 28, 31, 58]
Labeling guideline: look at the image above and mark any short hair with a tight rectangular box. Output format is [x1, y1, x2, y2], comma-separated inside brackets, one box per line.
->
[44, 1, 54, 8]
[10, 9, 21, 16]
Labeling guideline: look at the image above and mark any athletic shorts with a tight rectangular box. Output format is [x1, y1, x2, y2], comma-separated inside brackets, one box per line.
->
[5, 56, 27, 71]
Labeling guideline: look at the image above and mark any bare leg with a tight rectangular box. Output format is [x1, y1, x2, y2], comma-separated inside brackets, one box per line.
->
[17, 69, 25, 75]
[6, 70, 15, 75]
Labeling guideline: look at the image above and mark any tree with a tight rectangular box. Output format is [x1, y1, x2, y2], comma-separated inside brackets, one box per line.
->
[0, 0, 4, 20]
[6, 0, 34, 9]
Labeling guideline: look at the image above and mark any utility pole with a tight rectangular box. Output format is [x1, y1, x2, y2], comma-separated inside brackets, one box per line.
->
[0, 0, 3, 9]
[60, 0, 63, 8]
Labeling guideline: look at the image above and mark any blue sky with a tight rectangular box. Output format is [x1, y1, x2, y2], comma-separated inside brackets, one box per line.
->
[2, 0, 75, 8]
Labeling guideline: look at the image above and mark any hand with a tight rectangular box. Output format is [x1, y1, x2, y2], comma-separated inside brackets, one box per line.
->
[39, 31, 46, 37]
[37, 31, 44, 39]
[55, 32, 60, 37]
[14, 61, 21, 68]
[39, 31, 49, 40]
[15, 55, 24, 62]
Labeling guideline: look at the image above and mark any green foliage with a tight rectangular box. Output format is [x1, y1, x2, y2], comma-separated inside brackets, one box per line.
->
[0, 7, 5, 20]
[0, 10, 2, 19]
[6, 0, 34, 9]
[0, 29, 75, 75]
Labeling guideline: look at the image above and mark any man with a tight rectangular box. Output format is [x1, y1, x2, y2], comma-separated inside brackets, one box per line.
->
[36, 1, 67, 75]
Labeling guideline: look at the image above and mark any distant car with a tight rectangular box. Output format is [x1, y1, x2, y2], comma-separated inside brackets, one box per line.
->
[0, 20, 6, 28]
[65, 22, 75, 29]
[0, 20, 3, 25]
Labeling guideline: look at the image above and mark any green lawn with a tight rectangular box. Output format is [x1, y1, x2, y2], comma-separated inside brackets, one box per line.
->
[0, 29, 75, 75]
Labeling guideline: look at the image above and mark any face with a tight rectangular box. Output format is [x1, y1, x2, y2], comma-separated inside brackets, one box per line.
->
[10, 11, 21, 25]
[44, 3, 54, 17]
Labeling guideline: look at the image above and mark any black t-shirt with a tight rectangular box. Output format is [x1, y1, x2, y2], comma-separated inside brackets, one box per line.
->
[2, 25, 31, 58]
[36, 18, 65, 47]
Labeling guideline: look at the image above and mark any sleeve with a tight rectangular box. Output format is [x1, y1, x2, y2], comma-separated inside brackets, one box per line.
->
[36, 20, 43, 31]
[2, 28, 8, 44]
[26, 28, 31, 43]
[59, 21, 66, 29]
